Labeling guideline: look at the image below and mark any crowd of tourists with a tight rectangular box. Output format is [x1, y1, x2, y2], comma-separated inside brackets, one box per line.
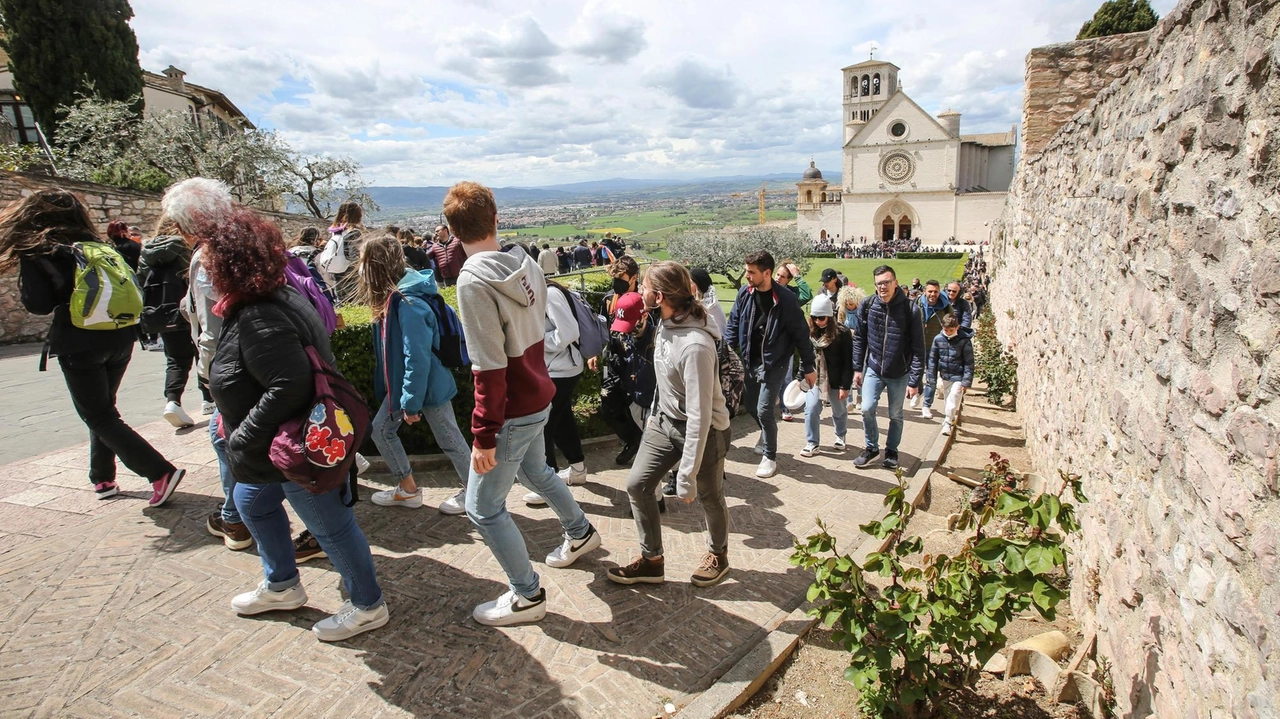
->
[0, 179, 978, 641]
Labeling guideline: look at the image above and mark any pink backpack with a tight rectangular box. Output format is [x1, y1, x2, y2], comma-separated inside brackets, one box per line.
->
[269, 346, 370, 496]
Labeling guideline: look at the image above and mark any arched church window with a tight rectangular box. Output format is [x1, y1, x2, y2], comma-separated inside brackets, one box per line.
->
[861, 75, 870, 96]
[873, 74, 881, 94]
[821, 192, 827, 202]
[806, 190, 813, 203]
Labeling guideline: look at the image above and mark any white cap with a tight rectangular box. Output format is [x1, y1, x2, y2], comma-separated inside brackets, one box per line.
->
[810, 294, 835, 318]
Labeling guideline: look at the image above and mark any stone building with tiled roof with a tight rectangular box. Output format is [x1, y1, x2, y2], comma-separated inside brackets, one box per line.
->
[797, 58, 1016, 245]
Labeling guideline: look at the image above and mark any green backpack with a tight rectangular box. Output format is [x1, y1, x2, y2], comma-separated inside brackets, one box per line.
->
[69, 241, 144, 330]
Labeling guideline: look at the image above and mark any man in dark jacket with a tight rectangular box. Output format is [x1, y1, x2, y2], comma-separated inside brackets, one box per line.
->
[851, 265, 925, 470]
[945, 281, 972, 329]
[916, 280, 954, 415]
[572, 240, 592, 270]
[725, 250, 816, 479]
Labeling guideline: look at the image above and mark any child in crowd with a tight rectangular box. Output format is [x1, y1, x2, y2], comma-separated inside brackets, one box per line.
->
[925, 312, 974, 436]
[357, 234, 472, 514]
[837, 284, 866, 410]
[800, 295, 852, 457]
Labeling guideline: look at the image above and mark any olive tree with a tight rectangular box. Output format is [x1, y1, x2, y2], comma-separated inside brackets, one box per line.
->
[666, 225, 811, 289]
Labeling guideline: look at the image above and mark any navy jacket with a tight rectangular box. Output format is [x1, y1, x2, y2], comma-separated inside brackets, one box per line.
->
[851, 287, 926, 388]
[950, 295, 973, 329]
[725, 283, 816, 375]
[927, 327, 975, 387]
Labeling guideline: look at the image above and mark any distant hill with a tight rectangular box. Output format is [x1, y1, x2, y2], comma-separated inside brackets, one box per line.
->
[365, 172, 842, 220]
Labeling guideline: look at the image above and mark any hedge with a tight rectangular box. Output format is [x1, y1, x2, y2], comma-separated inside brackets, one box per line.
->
[332, 276, 616, 455]
[893, 252, 967, 259]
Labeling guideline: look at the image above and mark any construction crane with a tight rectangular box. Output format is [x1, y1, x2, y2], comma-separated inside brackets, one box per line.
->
[731, 182, 794, 224]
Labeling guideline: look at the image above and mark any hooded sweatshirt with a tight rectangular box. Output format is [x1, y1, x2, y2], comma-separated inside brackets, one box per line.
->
[374, 269, 459, 415]
[543, 283, 583, 378]
[653, 312, 731, 498]
[457, 246, 555, 448]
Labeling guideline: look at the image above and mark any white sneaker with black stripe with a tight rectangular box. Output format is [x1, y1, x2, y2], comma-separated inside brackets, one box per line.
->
[545, 525, 601, 568]
[473, 588, 547, 626]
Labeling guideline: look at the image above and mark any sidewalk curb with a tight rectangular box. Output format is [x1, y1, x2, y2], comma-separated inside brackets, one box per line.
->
[675, 415, 945, 719]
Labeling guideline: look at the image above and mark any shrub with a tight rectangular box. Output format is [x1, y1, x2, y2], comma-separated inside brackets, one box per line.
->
[974, 305, 1018, 407]
[894, 252, 966, 260]
[332, 293, 608, 456]
[791, 456, 1087, 717]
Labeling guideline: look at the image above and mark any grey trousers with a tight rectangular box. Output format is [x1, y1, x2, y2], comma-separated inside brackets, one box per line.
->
[626, 414, 732, 559]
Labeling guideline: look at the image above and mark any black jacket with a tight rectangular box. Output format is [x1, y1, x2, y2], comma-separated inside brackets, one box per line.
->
[113, 239, 141, 271]
[927, 327, 975, 387]
[725, 283, 816, 375]
[851, 287, 926, 388]
[816, 325, 854, 391]
[209, 286, 335, 484]
[403, 245, 432, 272]
[19, 244, 136, 357]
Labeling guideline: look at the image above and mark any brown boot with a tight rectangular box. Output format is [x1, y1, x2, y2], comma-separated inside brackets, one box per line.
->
[691, 552, 730, 587]
[607, 555, 664, 585]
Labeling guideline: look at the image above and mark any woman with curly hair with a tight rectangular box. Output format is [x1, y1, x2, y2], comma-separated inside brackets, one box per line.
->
[0, 190, 184, 505]
[205, 205, 387, 642]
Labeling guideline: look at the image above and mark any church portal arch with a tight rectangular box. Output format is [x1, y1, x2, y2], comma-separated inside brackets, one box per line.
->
[871, 199, 919, 242]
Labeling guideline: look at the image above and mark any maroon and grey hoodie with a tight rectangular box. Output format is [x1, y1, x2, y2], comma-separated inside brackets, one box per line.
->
[456, 246, 555, 449]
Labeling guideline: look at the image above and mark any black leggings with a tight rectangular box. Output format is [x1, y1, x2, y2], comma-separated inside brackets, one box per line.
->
[161, 331, 211, 404]
[544, 374, 585, 470]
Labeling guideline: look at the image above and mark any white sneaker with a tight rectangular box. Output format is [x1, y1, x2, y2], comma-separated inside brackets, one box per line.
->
[523, 491, 547, 506]
[437, 489, 466, 515]
[781, 412, 794, 422]
[909, 394, 921, 409]
[800, 443, 818, 457]
[753, 437, 765, 455]
[201, 401, 216, 415]
[941, 422, 952, 436]
[312, 600, 389, 642]
[355, 453, 371, 475]
[473, 588, 547, 626]
[922, 406, 934, 419]
[833, 438, 846, 451]
[756, 457, 778, 478]
[558, 464, 587, 486]
[163, 401, 195, 428]
[231, 580, 308, 615]
[545, 526, 601, 568]
[370, 487, 423, 508]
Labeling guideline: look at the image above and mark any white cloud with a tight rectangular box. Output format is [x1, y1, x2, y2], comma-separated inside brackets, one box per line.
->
[128, 0, 1181, 186]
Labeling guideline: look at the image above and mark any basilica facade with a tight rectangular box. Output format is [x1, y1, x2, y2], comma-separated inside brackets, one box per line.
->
[796, 59, 1016, 245]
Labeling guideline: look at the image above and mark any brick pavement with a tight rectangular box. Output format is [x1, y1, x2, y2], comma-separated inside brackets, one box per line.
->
[0, 399, 944, 719]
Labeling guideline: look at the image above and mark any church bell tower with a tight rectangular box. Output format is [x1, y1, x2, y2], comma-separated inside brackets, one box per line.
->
[842, 59, 900, 143]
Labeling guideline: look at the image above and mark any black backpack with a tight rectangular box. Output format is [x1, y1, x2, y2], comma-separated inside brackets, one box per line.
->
[139, 261, 188, 333]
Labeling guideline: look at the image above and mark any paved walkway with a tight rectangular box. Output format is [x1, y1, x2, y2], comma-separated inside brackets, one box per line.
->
[0, 395, 945, 718]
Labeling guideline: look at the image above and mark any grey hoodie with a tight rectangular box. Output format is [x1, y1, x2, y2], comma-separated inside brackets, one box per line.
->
[456, 246, 556, 448]
[652, 311, 731, 497]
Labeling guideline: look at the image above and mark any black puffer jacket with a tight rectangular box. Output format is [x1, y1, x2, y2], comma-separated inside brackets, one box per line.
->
[209, 286, 335, 484]
[851, 287, 926, 388]
[927, 327, 975, 387]
[814, 325, 854, 391]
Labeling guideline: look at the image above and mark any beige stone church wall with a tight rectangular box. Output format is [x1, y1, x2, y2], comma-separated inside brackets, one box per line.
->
[0, 171, 324, 344]
[846, 141, 957, 194]
[954, 192, 1006, 244]
[797, 203, 845, 243]
[991, 0, 1279, 715]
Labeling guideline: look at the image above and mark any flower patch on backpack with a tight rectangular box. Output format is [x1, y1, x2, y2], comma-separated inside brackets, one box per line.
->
[302, 402, 353, 468]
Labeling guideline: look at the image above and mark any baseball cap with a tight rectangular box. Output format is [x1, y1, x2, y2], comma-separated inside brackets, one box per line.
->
[821, 268, 840, 284]
[612, 292, 645, 333]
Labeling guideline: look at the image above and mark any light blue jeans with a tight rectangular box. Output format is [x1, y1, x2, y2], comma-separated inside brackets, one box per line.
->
[371, 396, 470, 486]
[465, 405, 593, 598]
[860, 367, 909, 453]
[804, 387, 848, 446]
[210, 409, 240, 525]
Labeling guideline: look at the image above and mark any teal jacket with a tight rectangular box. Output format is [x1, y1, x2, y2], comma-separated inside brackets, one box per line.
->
[373, 269, 458, 415]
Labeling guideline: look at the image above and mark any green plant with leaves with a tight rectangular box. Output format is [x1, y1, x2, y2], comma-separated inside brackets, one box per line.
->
[1077, 0, 1159, 39]
[791, 455, 1087, 717]
[973, 305, 1017, 407]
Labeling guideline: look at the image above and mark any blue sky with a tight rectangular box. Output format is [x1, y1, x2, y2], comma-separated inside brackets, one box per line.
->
[131, 0, 1178, 187]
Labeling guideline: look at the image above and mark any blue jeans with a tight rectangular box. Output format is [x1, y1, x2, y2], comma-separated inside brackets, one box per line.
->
[234, 480, 384, 610]
[923, 378, 936, 408]
[744, 364, 790, 460]
[804, 387, 847, 446]
[371, 396, 470, 486]
[860, 367, 909, 453]
[210, 409, 240, 524]
[464, 405, 592, 599]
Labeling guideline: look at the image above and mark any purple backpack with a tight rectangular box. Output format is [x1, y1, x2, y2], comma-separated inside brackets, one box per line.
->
[269, 346, 370, 496]
[284, 255, 337, 335]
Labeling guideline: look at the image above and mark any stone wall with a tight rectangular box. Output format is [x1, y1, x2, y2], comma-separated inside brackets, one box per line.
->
[1021, 31, 1151, 156]
[0, 171, 325, 343]
[991, 1, 1280, 716]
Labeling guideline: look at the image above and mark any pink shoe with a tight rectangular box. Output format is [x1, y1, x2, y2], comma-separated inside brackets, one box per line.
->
[94, 481, 119, 499]
[148, 468, 186, 507]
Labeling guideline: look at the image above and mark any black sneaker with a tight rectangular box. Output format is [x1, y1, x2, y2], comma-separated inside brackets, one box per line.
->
[853, 448, 880, 468]
[662, 471, 678, 498]
[294, 530, 327, 563]
[882, 450, 900, 469]
[615, 442, 639, 466]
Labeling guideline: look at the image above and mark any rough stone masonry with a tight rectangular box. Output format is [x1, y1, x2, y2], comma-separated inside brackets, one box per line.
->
[993, 0, 1279, 716]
